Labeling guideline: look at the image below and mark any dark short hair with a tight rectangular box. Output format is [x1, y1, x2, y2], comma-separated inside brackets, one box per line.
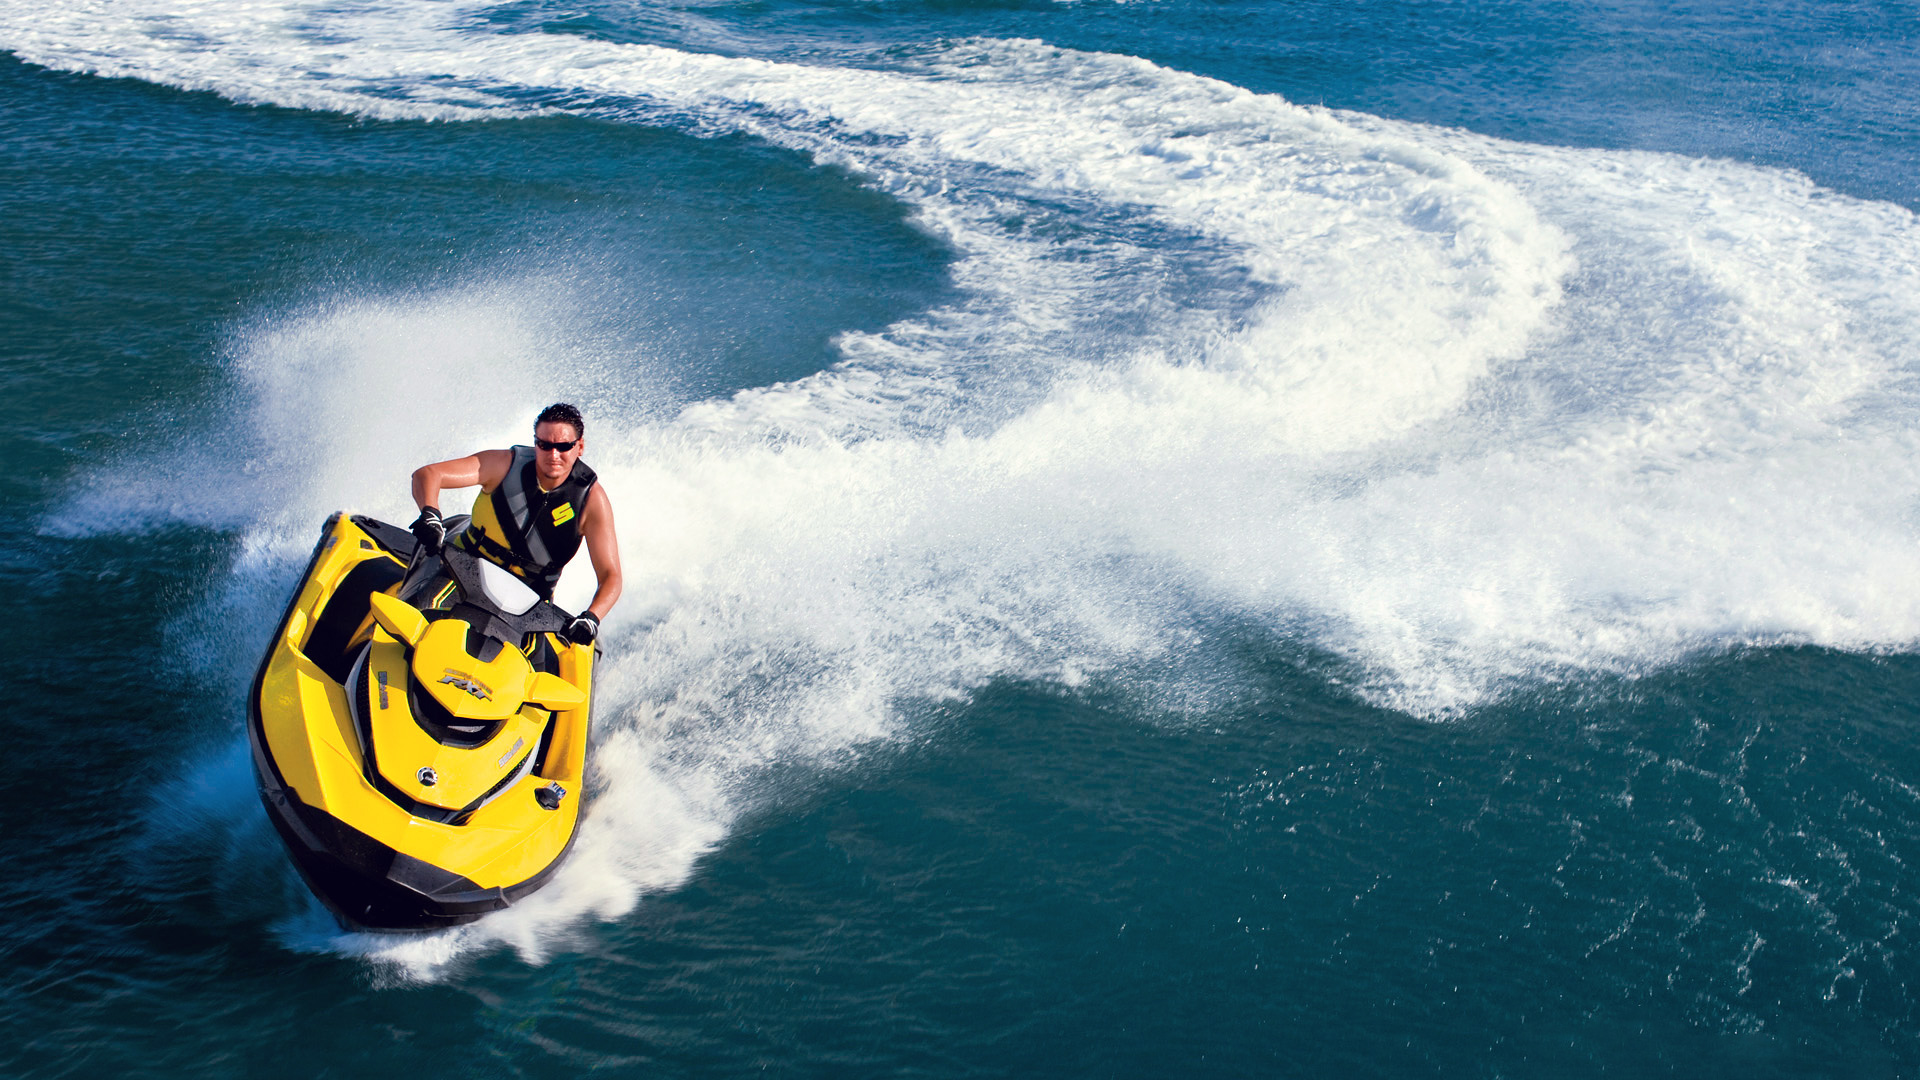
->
[535, 403, 585, 439]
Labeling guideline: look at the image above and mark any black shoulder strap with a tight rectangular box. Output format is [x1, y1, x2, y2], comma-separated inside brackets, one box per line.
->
[489, 445, 555, 569]
[570, 459, 598, 492]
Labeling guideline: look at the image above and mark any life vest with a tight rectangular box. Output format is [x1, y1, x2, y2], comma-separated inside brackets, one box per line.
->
[452, 445, 597, 600]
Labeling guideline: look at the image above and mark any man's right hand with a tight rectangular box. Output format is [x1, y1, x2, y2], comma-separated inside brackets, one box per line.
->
[410, 506, 446, 556]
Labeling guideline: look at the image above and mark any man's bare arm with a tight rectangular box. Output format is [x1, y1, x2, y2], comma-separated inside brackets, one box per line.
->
[412, 449, 513, 510]
[578, 484, 623, 620]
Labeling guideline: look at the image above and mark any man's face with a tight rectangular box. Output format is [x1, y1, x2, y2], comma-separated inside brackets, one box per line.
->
[533, 420, 584, 486]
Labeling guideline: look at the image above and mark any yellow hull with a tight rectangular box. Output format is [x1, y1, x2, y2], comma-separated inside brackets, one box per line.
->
[249, 513, 593, 930]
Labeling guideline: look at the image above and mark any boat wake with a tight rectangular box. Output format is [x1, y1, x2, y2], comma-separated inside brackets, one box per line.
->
[11, 0, 1920, 975]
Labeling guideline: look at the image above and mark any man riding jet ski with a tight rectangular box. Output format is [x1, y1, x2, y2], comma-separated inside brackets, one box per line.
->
[250, 404, 623, 930]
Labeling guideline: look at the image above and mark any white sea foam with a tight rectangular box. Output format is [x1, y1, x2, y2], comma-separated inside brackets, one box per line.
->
[14, 0, 1920, 972]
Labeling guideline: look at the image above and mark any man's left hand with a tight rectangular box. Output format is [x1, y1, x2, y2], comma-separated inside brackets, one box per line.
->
[566, 611, 601, 646]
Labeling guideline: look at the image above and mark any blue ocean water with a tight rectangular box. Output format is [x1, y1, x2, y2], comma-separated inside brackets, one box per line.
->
[4, 0, 1920, 1074]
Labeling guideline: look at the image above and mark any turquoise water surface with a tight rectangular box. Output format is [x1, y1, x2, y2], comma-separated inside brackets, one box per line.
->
[4, 1, 1919, 1075]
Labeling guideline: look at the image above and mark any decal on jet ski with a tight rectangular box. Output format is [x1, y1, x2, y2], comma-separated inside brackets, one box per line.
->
[439, 669, 493, 701]
[497, 736, 526, 769]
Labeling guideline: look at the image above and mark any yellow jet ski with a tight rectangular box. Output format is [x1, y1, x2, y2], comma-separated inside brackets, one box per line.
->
[249, 512, 595, 931]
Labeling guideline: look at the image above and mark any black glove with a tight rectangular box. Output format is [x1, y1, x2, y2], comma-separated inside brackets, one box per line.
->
[566, 610, 600, 646]
[410, 506, 446, 556]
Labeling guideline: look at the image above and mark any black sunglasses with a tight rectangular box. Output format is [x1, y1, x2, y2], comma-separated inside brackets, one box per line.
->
[535, 438, 579, 453]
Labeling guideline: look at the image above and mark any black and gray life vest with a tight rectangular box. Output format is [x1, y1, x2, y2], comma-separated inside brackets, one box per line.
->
[453, 445, 597, 600]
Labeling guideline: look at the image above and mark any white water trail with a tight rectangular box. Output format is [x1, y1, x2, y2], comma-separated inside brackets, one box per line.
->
[14, 0, 1920, 974]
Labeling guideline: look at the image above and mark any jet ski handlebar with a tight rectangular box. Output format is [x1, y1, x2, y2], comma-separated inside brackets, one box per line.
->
[437, 545, 575, 643]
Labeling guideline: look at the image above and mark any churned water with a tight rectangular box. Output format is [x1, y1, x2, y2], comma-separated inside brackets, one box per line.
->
[3, 1, 1918, 1075]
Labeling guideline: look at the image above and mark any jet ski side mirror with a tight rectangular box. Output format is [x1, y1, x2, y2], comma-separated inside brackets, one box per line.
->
[524, 671, 587, 711]
[368, 592, 431, 647]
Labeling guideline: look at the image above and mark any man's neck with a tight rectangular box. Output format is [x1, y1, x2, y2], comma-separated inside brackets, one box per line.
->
[535, 460, 568, 493]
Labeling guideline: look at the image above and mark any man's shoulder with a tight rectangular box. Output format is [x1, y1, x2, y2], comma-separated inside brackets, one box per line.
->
[475, 447, 519, 489]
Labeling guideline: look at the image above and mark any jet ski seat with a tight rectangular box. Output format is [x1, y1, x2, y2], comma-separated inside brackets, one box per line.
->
[305, 555, 406, 686]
